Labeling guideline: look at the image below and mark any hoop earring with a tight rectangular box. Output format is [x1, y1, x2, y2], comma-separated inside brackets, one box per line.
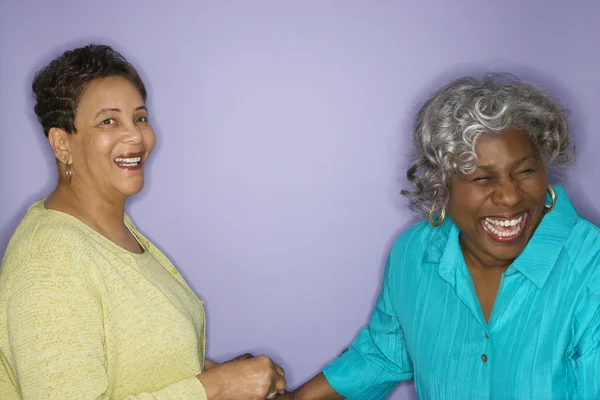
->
[543, 184, 556, 214]
[429, 202, 446, 227]
[65, 163, 73, 185]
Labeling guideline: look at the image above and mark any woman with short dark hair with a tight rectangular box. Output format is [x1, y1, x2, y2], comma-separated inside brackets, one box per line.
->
[0, 44, 286, 400]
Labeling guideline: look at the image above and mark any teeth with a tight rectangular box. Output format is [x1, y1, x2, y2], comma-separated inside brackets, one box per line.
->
[484, 220, 521, 238]
[114, 157, 141, 163]
[485, 215, 523, 227]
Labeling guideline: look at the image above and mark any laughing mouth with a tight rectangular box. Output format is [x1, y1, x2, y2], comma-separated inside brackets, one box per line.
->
[114, 153, 143, 169]
[482, 213, 527, 242]
[114, 155, 142, 168]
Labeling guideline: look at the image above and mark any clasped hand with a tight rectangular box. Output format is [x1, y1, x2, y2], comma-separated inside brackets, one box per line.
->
[199, 352, 294, 400]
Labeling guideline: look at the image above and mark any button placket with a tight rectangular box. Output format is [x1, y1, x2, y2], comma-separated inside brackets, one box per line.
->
[474, 327, 492, 399]
[482, 330, 491, 363]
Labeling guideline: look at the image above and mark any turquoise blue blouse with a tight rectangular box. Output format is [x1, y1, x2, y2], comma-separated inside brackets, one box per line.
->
[323, 186, 600, 399]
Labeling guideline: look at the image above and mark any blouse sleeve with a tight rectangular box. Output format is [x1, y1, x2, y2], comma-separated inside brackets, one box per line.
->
[322, 255, 413, 399]
[5, 262, 207, 400]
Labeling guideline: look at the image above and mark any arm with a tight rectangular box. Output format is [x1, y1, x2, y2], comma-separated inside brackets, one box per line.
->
[287, 373, 342, 400]
[6, 263, 207, 400]
[204, 359, 220, 370]
[291, 255, 413, 400]
[6, 263, 287, 400]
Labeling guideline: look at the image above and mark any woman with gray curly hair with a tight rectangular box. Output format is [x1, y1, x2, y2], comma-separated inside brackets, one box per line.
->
[278, 74, 600, 399]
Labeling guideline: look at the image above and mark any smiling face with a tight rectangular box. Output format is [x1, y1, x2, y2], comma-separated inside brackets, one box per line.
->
[59, 76, 156, 200]
[446, 128, 548, 269]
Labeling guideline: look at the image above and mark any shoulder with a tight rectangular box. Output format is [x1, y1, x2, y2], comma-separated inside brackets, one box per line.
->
[389, 219, 448, 264]
[1, 203, 97, 287]
[380, 220, 450, 298]
[384, 219, 449, 283]
[390, 221, 429, 254]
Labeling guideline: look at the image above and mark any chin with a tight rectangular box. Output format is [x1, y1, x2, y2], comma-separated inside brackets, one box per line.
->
[487, 245, 527, 262]
[117, 183, 145, 197]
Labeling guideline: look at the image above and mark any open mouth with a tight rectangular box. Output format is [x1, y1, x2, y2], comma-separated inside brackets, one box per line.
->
[114, 153, 143, 170]
[481, 212, 528, 243]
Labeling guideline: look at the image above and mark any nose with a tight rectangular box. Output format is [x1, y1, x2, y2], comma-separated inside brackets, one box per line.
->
[123, 122, 143, 144]
[491, 179, 524, 208]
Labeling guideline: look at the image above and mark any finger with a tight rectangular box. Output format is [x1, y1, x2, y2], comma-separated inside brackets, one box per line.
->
[276, 391, 295, 400]
[266, 390, 277, 400]
[234, 352, 254, 361]
[274, 374, 287, 394]
[273, 362, 285, 377]
[266, 383, 279, 400]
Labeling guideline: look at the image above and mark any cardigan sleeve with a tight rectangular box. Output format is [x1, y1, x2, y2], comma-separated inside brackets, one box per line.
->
[5, 262, 207, 400]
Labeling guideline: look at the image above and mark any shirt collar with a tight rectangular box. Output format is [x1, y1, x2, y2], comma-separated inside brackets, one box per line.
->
[426, 186, 578, 289]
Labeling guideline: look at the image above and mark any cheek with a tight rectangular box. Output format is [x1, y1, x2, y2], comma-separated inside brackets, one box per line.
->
[523, 176, 548, 204]
[74, 135, 110, 172]
[532, 186, 549, 207]
[144, 129, 157, 153]
[447, 186, 490, 226]
[84, 134, 114, 159]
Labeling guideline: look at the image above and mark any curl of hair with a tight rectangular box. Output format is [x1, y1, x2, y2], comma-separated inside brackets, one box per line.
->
[401, 73, 576, 216]
[32, 44, 146, 137]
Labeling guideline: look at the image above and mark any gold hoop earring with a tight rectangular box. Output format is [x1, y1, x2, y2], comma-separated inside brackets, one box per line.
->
[65, 163, 73, 185]
[429, 202, 446, 227]
[543, 184, 556, 214]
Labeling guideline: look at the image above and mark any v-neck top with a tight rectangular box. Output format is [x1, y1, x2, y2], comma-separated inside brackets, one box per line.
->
[324, 186, 600, 399]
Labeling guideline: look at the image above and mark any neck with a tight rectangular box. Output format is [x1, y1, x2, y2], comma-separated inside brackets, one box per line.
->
[459, 234, 512, 274]
[46, 179, 127, 233]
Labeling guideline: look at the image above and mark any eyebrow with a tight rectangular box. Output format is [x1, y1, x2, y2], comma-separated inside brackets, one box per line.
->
[477, 154, 536, 170]
[94, 105, 147, 119]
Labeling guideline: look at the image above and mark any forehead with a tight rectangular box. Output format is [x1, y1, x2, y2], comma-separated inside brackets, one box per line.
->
[77, 76, 143, 114]
[475, 129, 538, 166]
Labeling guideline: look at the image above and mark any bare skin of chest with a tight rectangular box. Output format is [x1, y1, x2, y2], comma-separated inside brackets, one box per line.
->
[470, 271, 503, 322]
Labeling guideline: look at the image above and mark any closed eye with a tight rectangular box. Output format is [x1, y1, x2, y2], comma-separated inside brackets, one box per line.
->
[518, 168, 535, 174]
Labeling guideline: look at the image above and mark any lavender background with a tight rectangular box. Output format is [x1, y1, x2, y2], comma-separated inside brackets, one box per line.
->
[1, 1, 600, 398]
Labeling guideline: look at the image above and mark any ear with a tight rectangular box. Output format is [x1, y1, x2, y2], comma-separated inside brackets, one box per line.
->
[48, 128, 72, 164]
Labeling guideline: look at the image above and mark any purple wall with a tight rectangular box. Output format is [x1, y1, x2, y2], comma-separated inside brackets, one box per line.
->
[1, 1, 599, 398]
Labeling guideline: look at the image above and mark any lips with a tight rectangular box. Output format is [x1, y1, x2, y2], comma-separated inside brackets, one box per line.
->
[114, 152, 143, 170]
[481, 212, 528, 243]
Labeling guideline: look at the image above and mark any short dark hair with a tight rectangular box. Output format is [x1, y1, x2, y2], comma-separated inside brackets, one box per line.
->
[32, 44, 147, 137]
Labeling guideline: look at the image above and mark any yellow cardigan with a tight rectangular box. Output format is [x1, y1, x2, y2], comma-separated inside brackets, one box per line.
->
[0, 201, 208, 399]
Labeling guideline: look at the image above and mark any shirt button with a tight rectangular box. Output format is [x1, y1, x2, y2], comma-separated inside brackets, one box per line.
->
[484, 332, 489, 339]
[170, 268, 178, 275]
[481, 354, 488, 363]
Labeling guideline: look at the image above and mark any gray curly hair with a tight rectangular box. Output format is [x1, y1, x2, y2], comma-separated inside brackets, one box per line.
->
[401, 73, 576, 216]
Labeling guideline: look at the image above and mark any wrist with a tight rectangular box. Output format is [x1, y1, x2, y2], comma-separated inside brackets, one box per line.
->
[197, 369, 223, 400]
[204, 358, 219, 371]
